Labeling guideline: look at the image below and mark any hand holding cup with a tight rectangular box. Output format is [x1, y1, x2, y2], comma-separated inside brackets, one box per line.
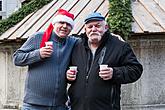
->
[66, 66, 78, 81]
[99, 64, 113, 80]
[39, 41, 53, 58]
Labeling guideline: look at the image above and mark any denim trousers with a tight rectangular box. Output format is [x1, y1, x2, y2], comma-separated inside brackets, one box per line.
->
[21, 103, 68, 110]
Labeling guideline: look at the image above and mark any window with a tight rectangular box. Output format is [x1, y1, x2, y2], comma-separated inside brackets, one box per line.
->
[0, 1, 2, 11]
[0, 16, 2, 20]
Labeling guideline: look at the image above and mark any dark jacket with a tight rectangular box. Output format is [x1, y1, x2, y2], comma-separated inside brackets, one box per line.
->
[68, 31, 143, 110]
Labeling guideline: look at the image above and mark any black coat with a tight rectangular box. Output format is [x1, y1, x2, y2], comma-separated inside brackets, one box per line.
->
[68, 31, 143, 110]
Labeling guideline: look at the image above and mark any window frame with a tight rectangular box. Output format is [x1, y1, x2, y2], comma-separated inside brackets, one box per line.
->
[0, 1, 2, 11]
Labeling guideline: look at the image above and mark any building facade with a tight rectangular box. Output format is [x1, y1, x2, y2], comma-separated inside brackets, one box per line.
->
[0, 0, 22, 20]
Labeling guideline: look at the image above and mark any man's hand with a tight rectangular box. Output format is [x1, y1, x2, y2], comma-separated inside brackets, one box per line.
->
[66, 69, 77, 81]
[99, 67, 113, 80]
[40, 46, 53, 58]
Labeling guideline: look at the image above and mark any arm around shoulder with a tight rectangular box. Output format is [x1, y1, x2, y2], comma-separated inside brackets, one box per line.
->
[112, 43, 143, 84]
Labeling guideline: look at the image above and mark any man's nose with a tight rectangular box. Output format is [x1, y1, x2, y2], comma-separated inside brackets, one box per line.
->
[91, 26, 97, 31]
[63, 23, 67, 27]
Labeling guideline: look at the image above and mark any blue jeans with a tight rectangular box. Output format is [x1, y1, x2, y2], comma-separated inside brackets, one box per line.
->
[21, 103, 68, 110]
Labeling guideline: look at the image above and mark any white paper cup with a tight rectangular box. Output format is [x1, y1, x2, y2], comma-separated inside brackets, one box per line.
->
[100, 64, 108, 70]
[69, 66, 77, 75]
[45, 41, 53, 47]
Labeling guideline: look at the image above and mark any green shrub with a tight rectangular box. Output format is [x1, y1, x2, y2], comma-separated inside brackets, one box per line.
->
[107, 0, 132, 40]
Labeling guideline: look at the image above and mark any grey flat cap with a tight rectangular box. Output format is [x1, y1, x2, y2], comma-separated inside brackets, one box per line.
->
[84, 12, 105, 24]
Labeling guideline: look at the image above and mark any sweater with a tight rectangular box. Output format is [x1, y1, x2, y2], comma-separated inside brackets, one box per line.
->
[13, 32, 77, 106]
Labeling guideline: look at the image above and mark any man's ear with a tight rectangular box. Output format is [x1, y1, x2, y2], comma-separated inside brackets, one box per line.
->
[84, 25, 87, 32]
[105, 22, 109, 30]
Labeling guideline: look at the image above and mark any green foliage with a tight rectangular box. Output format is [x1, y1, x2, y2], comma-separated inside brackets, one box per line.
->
[0, 0, 53, 36]
[107, 0, 132, 39]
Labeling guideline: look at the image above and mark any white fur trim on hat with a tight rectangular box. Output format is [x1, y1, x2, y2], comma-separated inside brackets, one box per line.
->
[52, 15, 74, 28]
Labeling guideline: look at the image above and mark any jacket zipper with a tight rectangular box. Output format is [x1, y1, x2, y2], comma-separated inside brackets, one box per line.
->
[85, 51, 94, 80]
[84, 47, 106, 108]
[86, 58, 94, 79]
[84, 51, 94, 110]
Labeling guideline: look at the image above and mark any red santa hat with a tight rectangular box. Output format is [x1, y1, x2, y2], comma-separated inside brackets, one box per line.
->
[40, 9, 74, 48]
[52, 9, 74, 28]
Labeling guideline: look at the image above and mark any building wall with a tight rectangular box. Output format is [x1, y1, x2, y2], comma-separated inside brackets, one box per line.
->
[0, 44, 26, 109]
[0, 0, 21, 19]
[0, 34, 165, 109]
[122, 34, 165, 110]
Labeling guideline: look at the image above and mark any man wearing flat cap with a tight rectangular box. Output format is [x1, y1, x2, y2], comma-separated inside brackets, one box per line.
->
[66, 12, 143, 110]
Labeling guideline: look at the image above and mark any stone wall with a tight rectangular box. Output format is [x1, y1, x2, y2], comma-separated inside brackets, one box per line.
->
[0, 34, 165, 109]
[0, 44, 27, 109]
[122, 34, 165, 110]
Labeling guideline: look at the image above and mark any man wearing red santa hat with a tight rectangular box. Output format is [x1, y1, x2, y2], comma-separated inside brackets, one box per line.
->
[13, 9, 77, 110]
